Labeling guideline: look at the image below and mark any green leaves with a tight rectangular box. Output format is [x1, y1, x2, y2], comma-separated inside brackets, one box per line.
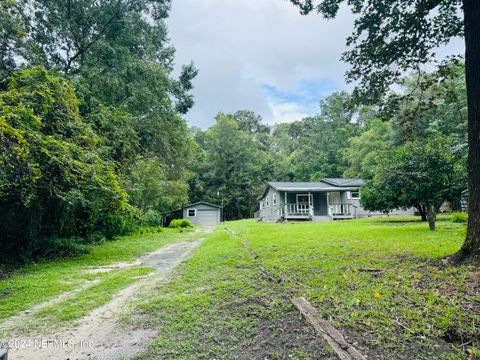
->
[0, 67, 129, 262]
[361, 135, 466, 223]
[189, 111, 272, 220]
[289, 0, 463, 103]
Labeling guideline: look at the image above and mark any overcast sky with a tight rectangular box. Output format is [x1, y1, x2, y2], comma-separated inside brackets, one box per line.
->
[166, 0, 464, 129]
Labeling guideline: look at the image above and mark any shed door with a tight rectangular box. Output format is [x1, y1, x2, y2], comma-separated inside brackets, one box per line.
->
[196, 209, 219, 225]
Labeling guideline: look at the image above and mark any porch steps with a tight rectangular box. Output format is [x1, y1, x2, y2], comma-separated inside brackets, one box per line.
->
[312, 216, 331, 222]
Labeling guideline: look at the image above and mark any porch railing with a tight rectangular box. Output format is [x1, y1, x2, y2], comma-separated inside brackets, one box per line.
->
[328, 204, 357, 218]
[283, 204, 313, 218]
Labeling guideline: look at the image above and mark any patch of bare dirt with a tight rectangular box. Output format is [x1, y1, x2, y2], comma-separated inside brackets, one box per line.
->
[234, 307, 329, 359]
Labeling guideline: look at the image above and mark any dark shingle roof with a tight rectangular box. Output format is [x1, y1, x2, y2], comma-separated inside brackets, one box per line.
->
[268, 181, 334, 191]
[258, 178, 364, 200]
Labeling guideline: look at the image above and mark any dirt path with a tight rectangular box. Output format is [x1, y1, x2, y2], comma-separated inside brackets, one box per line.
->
[5, 228, 211, 360]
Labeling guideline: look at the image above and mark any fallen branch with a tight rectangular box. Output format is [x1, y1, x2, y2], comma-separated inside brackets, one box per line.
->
[358, 268, 384, 273]
[242, 240, 283, 283]
[292, 297, 367, 360]
[243, 240, 258, 259]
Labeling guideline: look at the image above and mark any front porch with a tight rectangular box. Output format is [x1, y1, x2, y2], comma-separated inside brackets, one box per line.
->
[281, 191, 357, 221]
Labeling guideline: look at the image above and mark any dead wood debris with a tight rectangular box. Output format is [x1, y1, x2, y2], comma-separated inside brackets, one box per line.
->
[292, 297, 367, 360]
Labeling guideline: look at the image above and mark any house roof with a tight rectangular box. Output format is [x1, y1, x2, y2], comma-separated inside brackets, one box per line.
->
[322, 178, 365, 187]
[268, 181, 334, 191]
[259, 179, 364, 200]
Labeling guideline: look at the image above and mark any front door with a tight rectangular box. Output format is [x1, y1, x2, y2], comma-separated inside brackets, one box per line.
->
[313, 193, 328, 216]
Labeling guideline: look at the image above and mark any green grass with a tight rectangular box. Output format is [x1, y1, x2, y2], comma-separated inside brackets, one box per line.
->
[132, 216, 478, 359]
[131, 226, 327, 359]
[0, 227, 194, 329]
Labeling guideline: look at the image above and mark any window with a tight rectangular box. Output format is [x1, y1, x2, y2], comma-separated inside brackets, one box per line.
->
[273, 193, 277, 206]
[187, 209, 197, 217]
[351, 191, 360, 199]
[266, 196, 269, 207]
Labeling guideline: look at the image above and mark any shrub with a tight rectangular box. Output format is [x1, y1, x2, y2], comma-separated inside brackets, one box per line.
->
[452, 212, 468, 223]
[31, 237, 90, 261]
[142, 209, 163, 227]
[137, 226, 164, 234]
[99, 212, 136, 240]
[169, 219, 193, 229]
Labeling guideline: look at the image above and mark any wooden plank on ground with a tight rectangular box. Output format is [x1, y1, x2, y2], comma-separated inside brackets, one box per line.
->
[224, 226, 235, 235]
[292, 297, 367, 360]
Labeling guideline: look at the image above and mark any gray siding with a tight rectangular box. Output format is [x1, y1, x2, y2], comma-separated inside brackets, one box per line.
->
[183, 203, 220, 225]
[257, 187, 415, 222]
[257, 188, 282, 222]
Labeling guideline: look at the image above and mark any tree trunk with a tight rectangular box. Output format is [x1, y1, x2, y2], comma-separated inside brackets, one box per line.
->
[426, 205, 436, 231]
[456, 0, 480, 261]
[420, 209, 427, 222]
[415, 204, 427, 221]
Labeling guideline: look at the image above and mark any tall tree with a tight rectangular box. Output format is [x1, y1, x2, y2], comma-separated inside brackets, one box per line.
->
[343, 119, 394, 179]
[189, 113, 271, 220]
[0, 67, 131, 261]
[271, 92, 362, 181]
[288, 0, 479, 261]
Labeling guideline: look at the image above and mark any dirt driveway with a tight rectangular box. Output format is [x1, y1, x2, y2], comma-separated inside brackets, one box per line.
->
[4, 228, 211, 360]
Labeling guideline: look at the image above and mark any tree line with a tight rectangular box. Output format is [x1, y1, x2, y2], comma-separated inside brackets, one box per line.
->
[0, 0, 474, 265]
[0, 0, 197, 264]
[190, 62, 467, 229]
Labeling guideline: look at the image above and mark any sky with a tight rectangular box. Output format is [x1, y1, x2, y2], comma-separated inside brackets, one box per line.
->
[166, 0, 464, 129]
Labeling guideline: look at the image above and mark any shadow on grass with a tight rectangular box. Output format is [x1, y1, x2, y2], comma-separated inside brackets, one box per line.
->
[371, 215, 455, 226]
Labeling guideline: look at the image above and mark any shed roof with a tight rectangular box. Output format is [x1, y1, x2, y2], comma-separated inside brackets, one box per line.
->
[183, 201, 222, 209]
[161, 201, 222, 216]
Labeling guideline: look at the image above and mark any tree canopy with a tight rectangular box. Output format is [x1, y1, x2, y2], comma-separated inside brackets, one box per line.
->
[361, 136, 466, 230]
[288, 0, 480, 261]
[0, 0, 197, 263]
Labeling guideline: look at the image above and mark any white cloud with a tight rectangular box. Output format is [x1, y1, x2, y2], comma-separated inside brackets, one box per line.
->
[268, 101, 310, 124]
[166, 0, 464, 129]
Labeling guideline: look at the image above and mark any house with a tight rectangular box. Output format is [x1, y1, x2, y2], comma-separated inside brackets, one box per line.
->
[162, 201, 222, 226]
[255, 178, 414, 222]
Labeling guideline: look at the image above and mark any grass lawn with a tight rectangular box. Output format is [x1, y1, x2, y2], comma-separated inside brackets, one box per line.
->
[0, 228, 196, 333]
[132, 216, 479, 360]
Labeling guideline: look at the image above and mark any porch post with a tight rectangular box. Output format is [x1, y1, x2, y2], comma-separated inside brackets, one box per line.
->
[284, 192, 287, 216]
[308, 192, 312, 218]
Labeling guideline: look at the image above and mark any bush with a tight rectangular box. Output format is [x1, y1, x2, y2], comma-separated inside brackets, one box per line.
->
[99, 212, 136, 240]
[31, 237, 90, 261]
[169, 219, 193, 229]
[452, 212, 468, 223]
[142, 209, 163, 227]
[137, 226, 164, 235]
